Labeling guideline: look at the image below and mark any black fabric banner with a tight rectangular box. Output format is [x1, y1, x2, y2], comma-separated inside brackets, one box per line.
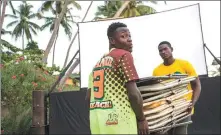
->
[49, 90, 90, 134]
[188, 76, 220, 134]
[49, 77, 220, 134]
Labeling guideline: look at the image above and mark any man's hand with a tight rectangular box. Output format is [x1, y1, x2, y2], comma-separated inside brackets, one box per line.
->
[137, 120, 149, 135]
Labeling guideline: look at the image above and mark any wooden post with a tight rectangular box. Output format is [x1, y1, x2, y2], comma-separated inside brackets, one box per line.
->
[31, 90, 47, 134]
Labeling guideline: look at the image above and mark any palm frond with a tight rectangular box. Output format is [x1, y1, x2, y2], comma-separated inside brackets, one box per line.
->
[15, 9, 21, 15]
[29, 26, 38, 35]
[27, 13, 36, 19]
[93, 16, 104, 21]
[50, 23, 55, 32]
[66, 9, 79, 23]
[42, 16, 56, 22]
[8, 1, 16, 15]
[11, 23, 23, 41]
[64, 15, 76, 24]
[60, 21, 72, 39]
[24, 23, 32, 40]
[6, 20, 18, 28]
[1, 29, 12, 35]
[1, 39, 22, 52]
[136, 5, 156, 15]
[41, 22, 53, 31]
[5, 14, 18, 19]
[38, 1, 54, 15]
[28, 21, 41, 31]
[66, 15, 80, 19]
[69, 0, 81, 10]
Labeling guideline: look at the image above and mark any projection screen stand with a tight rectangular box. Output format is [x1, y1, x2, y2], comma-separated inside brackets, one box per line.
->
[204, 43, 221, 65]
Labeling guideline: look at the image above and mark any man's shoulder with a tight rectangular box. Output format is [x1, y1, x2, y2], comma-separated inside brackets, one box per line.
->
[153, 63, 164, 72]
[176, 59, 192, 65]
[155, 62, 164, 68]
[110, 49, 131, 57]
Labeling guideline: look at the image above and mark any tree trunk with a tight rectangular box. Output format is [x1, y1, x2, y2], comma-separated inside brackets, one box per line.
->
[0, 0, 7, 40]
[52, 34, 58, 66]
[62, 32, 77, 69]
[113, 1, 130, 18]
[60, 1, 131, 87]
[0, 1, 6, 131]
[42, 1, 68, 64]
[22, 30, 25, 50]
[59, 58, 80, 89]
[62, 1, 93, 69]
[0, 1, 2, 17]
[52, 28, 59, 66]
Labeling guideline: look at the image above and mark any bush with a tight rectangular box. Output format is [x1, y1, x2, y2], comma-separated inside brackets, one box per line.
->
[1, 56, 56, 108]
[1, 105, 32, 135]
[1, 55, 55, 134]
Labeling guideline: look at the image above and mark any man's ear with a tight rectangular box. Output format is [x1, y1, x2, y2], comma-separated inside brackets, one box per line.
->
[109, 37, 115, 45]
[171, 47, 173, 52]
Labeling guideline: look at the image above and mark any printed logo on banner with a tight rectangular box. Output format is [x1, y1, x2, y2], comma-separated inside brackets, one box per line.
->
[106, 112, 118, 125]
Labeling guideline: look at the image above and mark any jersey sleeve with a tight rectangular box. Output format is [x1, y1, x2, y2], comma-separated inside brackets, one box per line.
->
[152, 68, 157, 76]
[184, 61, 198, 77]
[120, 52, 139, 82]
[88, 72, 93, 89]
[88, 72, 94, 100]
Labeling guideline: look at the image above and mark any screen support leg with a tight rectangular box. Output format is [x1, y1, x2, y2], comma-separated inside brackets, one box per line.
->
[204, 43, 220, 65]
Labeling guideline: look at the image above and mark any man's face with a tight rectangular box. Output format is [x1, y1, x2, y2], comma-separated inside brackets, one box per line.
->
[111, 27, 133, 52]
[158, 44, 173, 60]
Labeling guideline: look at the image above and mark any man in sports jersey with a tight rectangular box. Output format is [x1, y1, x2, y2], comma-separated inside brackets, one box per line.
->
[152, 41, 201, 134]
[86, 22, 149, 134]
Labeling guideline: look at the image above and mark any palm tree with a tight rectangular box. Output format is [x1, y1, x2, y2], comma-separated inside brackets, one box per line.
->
[5, 2, 41, 50]
[41, 13, 76, 65]
[59, 1, 93, 89]
[39, 1, 81, 64]
[0, 1, 16, 39]
[63, 1, 93, 68]
[95, 0, 157, 20]
[0, 0, 7, 40]
[94, 1, 122, 20]
[38, 1, 81, 17]
[1, 28, 21, 53]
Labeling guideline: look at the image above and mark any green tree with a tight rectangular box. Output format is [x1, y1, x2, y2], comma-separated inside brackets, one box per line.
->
[1, 28, 21, 64]
[0, 1, 15, 39]
[38, 1, 81, 17]
[40, 3, 77, 65]
[95, 0, 157, 20]
[37, 1, 81, 64]
[41, 14, 76, 65]
[5, 2, 41, 50]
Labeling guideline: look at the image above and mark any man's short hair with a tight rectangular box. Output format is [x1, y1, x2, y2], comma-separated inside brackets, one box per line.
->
[158, 41, 172, 48]
[107, 22, 127, 38]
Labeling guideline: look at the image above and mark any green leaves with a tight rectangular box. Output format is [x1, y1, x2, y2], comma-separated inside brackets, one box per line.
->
[5, 2, 41, 46]
[1, 105, 32, 134]
[95, 0, 157, 19]
[40, 14, 75, 40]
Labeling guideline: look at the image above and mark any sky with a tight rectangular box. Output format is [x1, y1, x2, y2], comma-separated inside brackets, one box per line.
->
[2, 1, 220, 73]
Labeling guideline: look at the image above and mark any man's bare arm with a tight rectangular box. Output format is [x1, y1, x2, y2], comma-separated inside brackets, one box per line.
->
[190, 77, 201, 105]
[126, 81, 146, 121]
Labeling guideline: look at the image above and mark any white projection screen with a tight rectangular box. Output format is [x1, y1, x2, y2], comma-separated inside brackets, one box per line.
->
[78, 4, 207, 88]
